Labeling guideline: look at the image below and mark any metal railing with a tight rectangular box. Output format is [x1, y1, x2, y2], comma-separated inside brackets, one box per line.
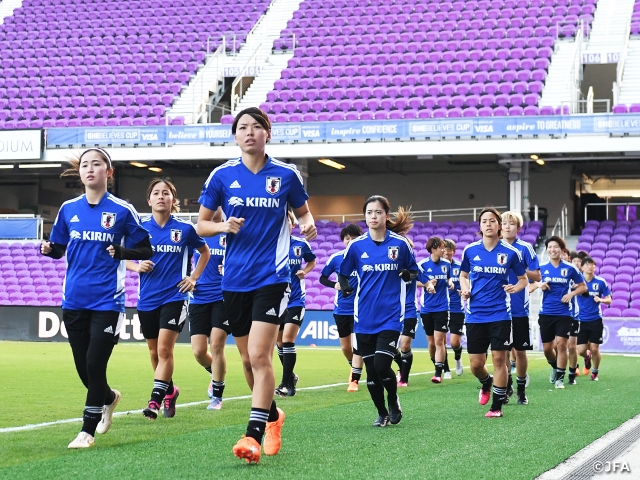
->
[617, 23, 631, 87]
[567, 21, 584, 113]
[550, 204, 568, 239]
[316, 206, 509, 224]
[584, 202, 640, 222]
[190, 43, 225, 124]
[564, 98, 611, 114]
[0, 214, 43, 240]
[231, 39, 274, 114]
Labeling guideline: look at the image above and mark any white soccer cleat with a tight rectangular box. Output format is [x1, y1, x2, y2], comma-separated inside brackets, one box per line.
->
[525, 374, 530, 388]
[443, 371, 452, 380]
[96, 389, 121, 434]
[455, 359, 464, 376]
[68, 431, 95, 449]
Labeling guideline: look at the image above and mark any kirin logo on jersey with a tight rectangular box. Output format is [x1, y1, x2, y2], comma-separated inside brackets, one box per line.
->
[388, 246, 399, 261]
[171, 229, 182, 243]
[266, 176, 281, 195]
[497, 253, 508, 266]
[293, 246, 302, 257]
[561, 268, 568, 277]
[219, 235, 226, 247]
[101, 212, 116, 230]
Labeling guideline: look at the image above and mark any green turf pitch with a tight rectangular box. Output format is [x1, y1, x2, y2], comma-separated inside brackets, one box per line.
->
[0, 342, 639, 479]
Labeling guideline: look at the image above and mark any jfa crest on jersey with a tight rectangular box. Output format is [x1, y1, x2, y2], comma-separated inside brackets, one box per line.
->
[497, 253, 508, 265]
[388, 246, 399, 261]
[171, 229, 182, 243]
[561, 268, 568, 277]
[293, 246, 302, 257]
[266, 176, 281, 195]
[219, 234, 226, 247]
[101, 212, 116, 229]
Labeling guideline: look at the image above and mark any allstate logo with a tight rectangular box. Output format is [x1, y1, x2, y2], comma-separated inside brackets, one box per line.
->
[602, 324, 609, 345]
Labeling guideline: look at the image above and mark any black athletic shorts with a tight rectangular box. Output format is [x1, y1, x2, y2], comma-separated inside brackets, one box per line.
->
[356, 329, 401, 359]
[577, 319, 604, 345]
[570, 319, 580, 337]
[511, 316, 533, 351]
[449, 312, 465, 335]
[401, 318, 418, 338]
[62, 309, 124, 345]
[466, 320, 512, 355]
[281, 306, 305, 330]
[334, 314, 354, 338]
[538, 314, 573, 344]
[188, 301, 230, 336]
[421, 311, 449, 336]
[223, 283, 289, 337]
[138, 300, 187, 339]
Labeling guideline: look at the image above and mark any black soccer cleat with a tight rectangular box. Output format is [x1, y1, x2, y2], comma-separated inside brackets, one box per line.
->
[517, 392, 528, 405]
[504, 384, 514, 405]
[287, 373, 299, 397]
[373, 415, 390, 427]
[389, 397, 403, 425]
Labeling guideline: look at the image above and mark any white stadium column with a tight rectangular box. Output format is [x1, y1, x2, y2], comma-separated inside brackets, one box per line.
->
[508, 163, 522, 214]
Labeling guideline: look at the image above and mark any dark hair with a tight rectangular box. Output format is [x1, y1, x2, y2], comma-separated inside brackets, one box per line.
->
[570, 251, 580, 260]
[477, 207, 502, 237]
[362, 195, 413, 236]
[147, 178, 180, 213]
[545, 235, 567, 250]
[231, 107, 272, 135]
[61, 148, 114, 187]
[581, 256, 596, 266]
[340, 224, 363, 240]
[426, 236, 444, 252]
[578, 250, 589, 259]
[444, 238, 456, 251]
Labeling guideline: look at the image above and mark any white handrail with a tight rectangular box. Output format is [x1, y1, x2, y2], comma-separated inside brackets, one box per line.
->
[231, 39, 274, 114]
[190, 43, 225, 124]
[567, 21, 584, 114]
[617, 23, 631, 86]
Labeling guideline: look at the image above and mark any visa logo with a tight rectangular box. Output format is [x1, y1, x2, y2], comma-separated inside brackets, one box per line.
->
[475, 125, 494, 133]
[141, 134, 158, 141]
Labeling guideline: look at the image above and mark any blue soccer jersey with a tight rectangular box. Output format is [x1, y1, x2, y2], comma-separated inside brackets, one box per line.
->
[577, 276, 611, 322]
[340, 231, 418, 334]
[506, 239, 540, 317]
[198, 156, 309, 292]
[288, 236, 316, 308]
[460, 239, 526, 324]
[49, 192, 149, 312]
[322, 250, 357, 316]
[405, 278, 418, 319]
[418, 257, 451, 313]
[449, 259, 464, 314]
[539, 260, 585, 316]
[135, 215, 206, 311]
[190, 234, 226, 305]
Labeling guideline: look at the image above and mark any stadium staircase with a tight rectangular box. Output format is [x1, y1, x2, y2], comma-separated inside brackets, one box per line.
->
[618, 38, 640, 106]
[538, 40, 579, 111]
[0, 0, 22, 23]
[169, 0, 303, 123]
[583, 0, 635, 56]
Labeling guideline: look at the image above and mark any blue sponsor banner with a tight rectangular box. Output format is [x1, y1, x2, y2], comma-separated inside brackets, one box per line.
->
[45, 114, 640, 148]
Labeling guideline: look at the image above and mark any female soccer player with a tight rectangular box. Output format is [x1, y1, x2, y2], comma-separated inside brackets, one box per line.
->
[339, 196, 418, 427]
[275, 211, 317, 397]
[41, 148, 152, 448]
[127, 179, 210, 420]
[188, 208, 229, 410]
[536, 236, 587, 389]
[320, 223, 364, 392]
[197, 107, 316, 464]
[576, 256, 611, 381]
[500, 211, 540, 404]
[396, 238, 419, 387]
[417, 236, 452, 383]
[459, 207, 528, 418]
[567, 251, 583, 384]
[443, 239, 465, 376]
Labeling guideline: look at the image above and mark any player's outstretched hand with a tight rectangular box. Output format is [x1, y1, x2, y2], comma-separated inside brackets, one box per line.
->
[300, 223, 317, 241]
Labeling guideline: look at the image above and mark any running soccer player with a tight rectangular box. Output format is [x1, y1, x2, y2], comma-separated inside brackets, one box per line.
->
[394, 235, 418, 387]
[188, 208, 229, 410]
[128, 179, 210, 420]
[275, 211, 317, 397]
[339, 195, 417, 427]
[536, 236, 587, 389]
[197, 107, 316, 464]
[417, 237, 452, 383]
[577, 256, 611, 381]
[41, 148, 152, 448]
[500, 211, 541, 404]
[567, 251, 583, 384]
[319, 223, 364, 392]
[443, 239, 465, 376]
[459, 207, 528, 418]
